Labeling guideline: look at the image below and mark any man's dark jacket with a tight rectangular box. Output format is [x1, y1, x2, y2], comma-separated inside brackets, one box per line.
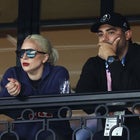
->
[76, 43, 140, 92]
[76, 43, 140, 140]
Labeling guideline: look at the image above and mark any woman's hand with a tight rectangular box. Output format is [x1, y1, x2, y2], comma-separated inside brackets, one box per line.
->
[5, 78, 21, 96]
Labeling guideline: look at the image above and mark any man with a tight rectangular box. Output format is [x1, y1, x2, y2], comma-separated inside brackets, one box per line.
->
[76, 12, 140, 140]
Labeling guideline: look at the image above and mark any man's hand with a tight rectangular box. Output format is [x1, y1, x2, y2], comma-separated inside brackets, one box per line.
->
[98, 37, 120, 60]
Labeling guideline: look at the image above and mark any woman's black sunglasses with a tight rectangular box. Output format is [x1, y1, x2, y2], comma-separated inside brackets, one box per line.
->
[15, 49, 46, 58]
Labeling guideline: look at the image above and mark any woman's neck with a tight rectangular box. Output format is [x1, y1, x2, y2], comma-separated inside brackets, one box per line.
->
[27, 66, 44, 80]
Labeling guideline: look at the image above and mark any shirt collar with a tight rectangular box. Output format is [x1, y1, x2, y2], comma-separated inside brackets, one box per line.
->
[105, 56, 125, 69]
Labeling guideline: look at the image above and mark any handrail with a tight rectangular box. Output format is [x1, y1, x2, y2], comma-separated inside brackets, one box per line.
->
[0, 90, 140, 140]
[0, 90, 140, 110]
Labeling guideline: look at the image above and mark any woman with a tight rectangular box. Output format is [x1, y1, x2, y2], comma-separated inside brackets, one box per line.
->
[0, 34, 73, 140]
[1, 34, 70, 96]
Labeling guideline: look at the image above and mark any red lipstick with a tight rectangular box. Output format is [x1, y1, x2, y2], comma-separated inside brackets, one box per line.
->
[22, 62, 29, 66]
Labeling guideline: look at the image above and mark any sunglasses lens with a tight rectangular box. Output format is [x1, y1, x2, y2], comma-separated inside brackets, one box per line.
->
[16, 49, 37, 58]
[16, 50, 25, 58]
[26, 50, 36, 58]
[20, 50, 26, 58]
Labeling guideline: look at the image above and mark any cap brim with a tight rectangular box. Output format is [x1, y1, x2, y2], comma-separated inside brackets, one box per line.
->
[91, 22, 107, 32]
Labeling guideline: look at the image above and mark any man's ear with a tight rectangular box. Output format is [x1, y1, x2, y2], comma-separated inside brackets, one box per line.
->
[42, 54, 49, 63]
[125, 30, 132, 40]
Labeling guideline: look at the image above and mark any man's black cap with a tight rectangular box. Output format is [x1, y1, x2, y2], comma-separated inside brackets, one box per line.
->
[91, 12, 130, 32]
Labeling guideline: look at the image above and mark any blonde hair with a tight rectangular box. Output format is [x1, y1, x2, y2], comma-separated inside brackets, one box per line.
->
[25, 34, 59, 65]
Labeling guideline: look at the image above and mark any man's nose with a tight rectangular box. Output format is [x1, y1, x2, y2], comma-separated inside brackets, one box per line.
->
[101, 33, 109, 42]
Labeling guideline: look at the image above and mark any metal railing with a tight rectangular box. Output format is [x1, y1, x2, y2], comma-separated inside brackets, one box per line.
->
[0, 90, 140, 140]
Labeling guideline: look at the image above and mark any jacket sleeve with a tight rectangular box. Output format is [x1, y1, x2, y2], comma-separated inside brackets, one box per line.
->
[75, 58, 101, 114]
[0, 67, 32, 97]
[76, 57, 102, 93]
[0, 68, 14, 97]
